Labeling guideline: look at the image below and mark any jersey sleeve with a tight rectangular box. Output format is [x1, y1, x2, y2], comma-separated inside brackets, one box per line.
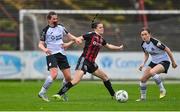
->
[40, 30, 46, 41]
[58, 24, 69, 37]
[102, 38, 107, 46]
[63, 26, 69, 35]
[151, 38, 166, 50]
[141, 41, 146, 52]
[82, 32, 93, 40]
[40, 26, 49, 41]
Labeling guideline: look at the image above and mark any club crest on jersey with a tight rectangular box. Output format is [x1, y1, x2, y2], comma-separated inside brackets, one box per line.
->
[93, 41, 102, 46]
[151, 47, 155, 51]
[51, 35, 56, 40]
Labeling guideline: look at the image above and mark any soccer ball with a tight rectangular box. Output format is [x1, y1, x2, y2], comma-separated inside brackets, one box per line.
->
[115, 90, 128, 102]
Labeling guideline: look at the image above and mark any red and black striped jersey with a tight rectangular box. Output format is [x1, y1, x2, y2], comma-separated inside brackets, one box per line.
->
[81, 32, 107, 62]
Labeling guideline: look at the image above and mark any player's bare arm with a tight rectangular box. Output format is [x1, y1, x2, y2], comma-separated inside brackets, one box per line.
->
[66, 33, 82, 44]
[62, 41, 75, 49]
[139, 52, 149, 71]
[164, 47, 178, 68]
[38, 41, 51, 55]
[105, 43, 123, 50]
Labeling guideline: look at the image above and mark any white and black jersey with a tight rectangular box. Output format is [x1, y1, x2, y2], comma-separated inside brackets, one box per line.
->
[141, 38, 169, 64]
[40, 24, 68, 55]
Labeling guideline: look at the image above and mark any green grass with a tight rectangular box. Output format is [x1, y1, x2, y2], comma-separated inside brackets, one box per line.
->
[0, 80, 179, 111]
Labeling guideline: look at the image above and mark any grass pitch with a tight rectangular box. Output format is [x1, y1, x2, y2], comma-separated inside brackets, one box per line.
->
[0, 80, 179, 111]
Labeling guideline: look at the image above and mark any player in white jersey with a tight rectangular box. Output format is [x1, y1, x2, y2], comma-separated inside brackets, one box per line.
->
[38, 11, 79, 102]
[136, 28, 177, 101]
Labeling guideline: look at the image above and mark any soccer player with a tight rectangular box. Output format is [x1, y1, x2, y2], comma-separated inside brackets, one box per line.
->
[52, 21, 124, 101]
[136, 28, 178, 101]
[38, 11, 79, 102]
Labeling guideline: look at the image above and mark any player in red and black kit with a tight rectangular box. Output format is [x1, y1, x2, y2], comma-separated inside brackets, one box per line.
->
[52, 21, 124, 101]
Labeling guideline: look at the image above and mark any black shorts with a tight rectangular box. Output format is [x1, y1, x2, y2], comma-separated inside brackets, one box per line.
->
[75, 56, 98, 74]
[148, 61, 170, 73]
[46, 52, 70, 70]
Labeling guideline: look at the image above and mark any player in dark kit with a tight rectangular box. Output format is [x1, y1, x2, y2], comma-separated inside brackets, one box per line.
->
[52, 21, 124, 101]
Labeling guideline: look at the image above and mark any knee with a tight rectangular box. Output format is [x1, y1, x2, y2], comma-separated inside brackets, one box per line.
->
[51, 75, 57, 80]
[149, 70, 155, 76]
[51, 71, 58, 80]
[65, 77, 71, 82]
[140, 77, 146, 83]
[102, 74, 109, 81]
[71, 79, 80, 85]
[71, 77, 81, 85]
[64, 75, 71, 82]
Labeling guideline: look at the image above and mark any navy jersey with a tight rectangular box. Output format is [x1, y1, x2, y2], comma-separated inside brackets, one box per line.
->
[40, 24, 68, 55]
[141, 38, 169, 63]
[81, 32, 107, 62]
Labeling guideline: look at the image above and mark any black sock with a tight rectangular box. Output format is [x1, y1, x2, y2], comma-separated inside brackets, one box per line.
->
[57, 82, 73, 95]
[103, 80, 115, 96]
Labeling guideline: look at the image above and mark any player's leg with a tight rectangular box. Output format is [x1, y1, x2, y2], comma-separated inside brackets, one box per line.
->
[59, 55, 85, 95]
[60, 70, 84, 94]
[93, 68, 115, 98]
[58, 53, 72, 82]
[38, 67, 58, 102]
[52, 56, 86, 101]
[56, 53, 72, 101]
[38, 55, 58, 102]
[60, 68, 71, 101]
[150, 63, 168, 99]
[52, 70, 84, 101]
[62, 68, 71, 84]
[136, 67, 152, 101]
[56, 53, 72, 86]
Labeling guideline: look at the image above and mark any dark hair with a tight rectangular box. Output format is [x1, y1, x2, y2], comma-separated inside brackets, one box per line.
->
[47, 11, 57, 20]
[91, 14, 101, 29]
[91, 21, 101, 29]
[140, 27, 151, 34]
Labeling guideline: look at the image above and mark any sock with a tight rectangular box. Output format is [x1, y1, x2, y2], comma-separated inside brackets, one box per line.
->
[62, 78, 67, 86]
[140, 81, 147, 99]
[103, 80, 115, 96]
[39, 75, 53, 94]
[152, 74, 165, 91]
[39, 87, 46, 95]
[58, 82, 73, 95]
[61, 78, 68, 95]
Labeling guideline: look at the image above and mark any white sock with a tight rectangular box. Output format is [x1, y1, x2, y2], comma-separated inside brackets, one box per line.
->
[152, 74, 165, 91]
[140, 82, 147, 99]
[39, 75, 53, 94]
[39, 87, 46, 95]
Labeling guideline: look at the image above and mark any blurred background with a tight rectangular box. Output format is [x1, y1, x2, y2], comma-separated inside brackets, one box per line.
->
[0, 0, 179, 80]
[1, 1, 180, 110]
[0, 0, 180, 51]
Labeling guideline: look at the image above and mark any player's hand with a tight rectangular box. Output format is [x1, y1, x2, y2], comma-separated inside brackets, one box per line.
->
[44, 48, 52, 55]
[119, 45, 124, 50]
[75, 38, 82, 44]
[172, 62, 177, 68]
[139, 64, 144, 71]
[62, 43, 68, 50]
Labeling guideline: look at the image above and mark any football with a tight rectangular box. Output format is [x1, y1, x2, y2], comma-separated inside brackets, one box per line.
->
[115, 90, 128, 102]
